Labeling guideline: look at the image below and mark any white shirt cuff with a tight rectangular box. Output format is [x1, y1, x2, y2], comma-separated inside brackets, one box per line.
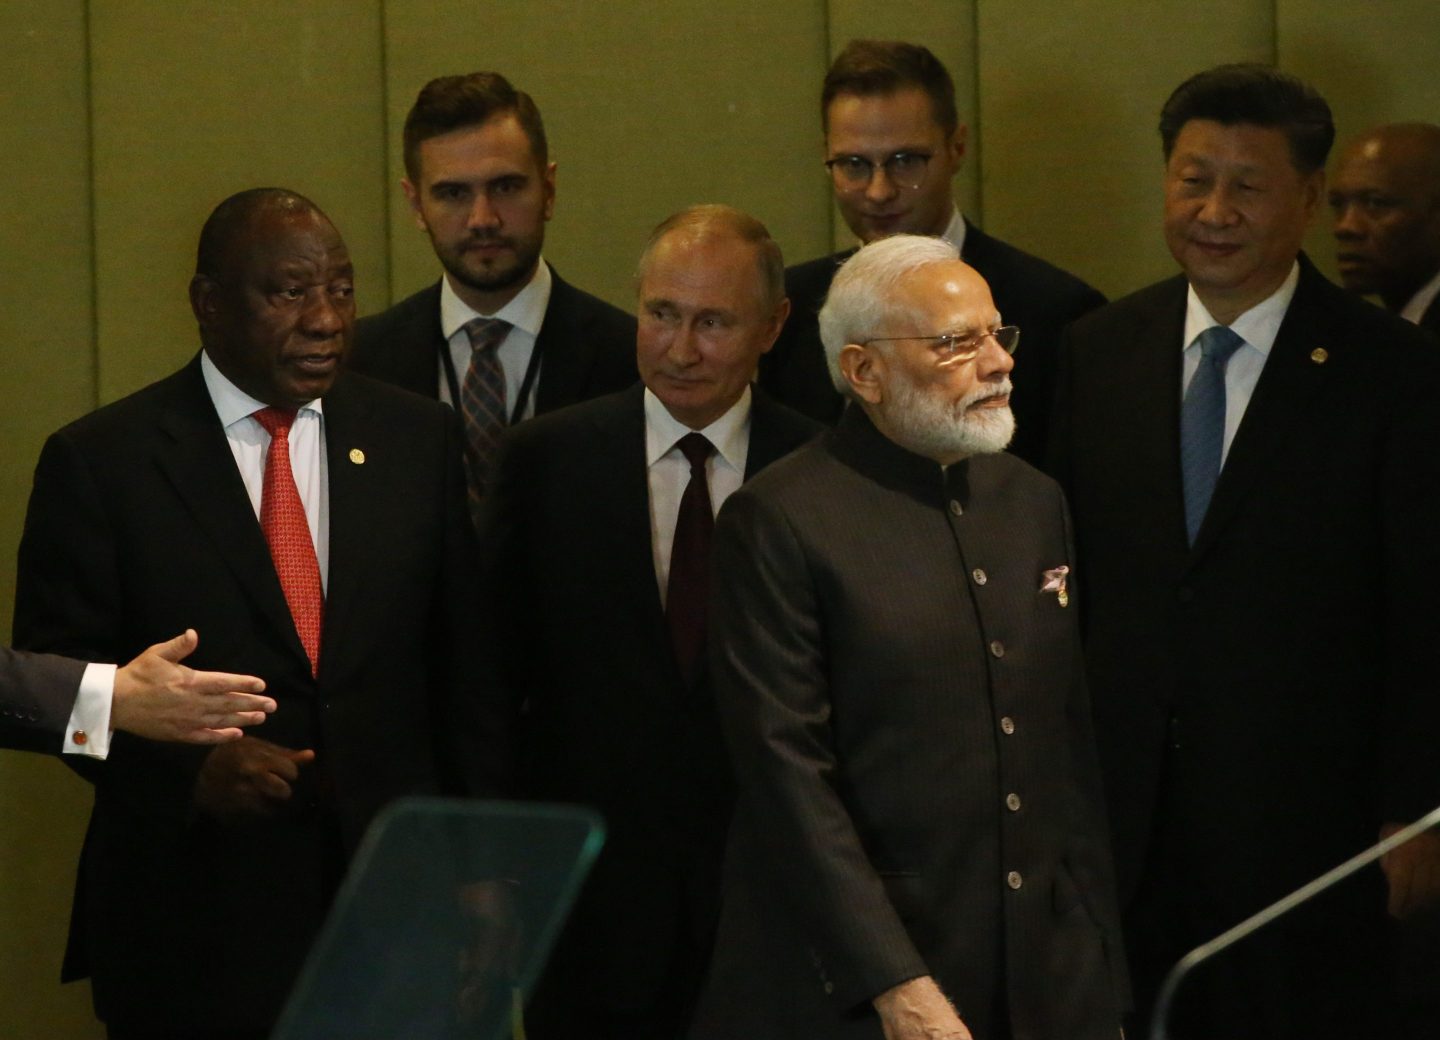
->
[63, 662, 115, 759]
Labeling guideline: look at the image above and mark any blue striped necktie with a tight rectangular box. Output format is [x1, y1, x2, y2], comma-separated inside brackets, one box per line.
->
[1180, 325, 1244, 544]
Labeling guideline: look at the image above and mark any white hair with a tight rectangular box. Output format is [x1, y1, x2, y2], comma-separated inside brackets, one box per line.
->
[817, 235, 961, 398]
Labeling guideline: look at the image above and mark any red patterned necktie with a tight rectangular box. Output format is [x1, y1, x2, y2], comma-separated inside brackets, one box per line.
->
[460, 316, 512, 526]
[666, 433, 716, 686]
[253, 407, 324, 676]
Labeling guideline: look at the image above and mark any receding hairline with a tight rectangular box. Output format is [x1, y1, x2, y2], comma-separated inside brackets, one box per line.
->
[194, 188, 333, 280]
[636, 204, 785, 309]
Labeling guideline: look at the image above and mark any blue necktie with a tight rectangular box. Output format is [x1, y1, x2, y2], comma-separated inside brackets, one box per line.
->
[1180, 325, 1244, 544]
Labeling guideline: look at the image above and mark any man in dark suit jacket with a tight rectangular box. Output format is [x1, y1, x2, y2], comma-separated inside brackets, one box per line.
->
[758, 40, 1104, 464]
[694, 234, 1126, 1040]
[1, 631, 272, 756]
[13, 189, 498, 1039]
[482, 206, 818, 1039]
[1330, 121, 1440, 340]
[350, 72, 635, 476]
[1048, 66, 1440, 1040]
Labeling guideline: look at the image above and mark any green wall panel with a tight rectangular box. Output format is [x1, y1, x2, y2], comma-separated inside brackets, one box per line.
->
[1280, 1, 1440, 282]
[0, 4, 104, 1035]
[88, 1, 389, 401]
[381, 0, 832, 312]
[976, 0, 1273, 300]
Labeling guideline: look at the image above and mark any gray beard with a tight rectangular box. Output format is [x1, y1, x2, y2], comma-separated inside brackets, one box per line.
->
[883, 374, 1016, 461]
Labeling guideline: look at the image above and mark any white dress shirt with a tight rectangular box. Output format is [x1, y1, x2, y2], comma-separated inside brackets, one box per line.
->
[1401, 266, 1440, 326]
[65, 354, 330, 757]
[439, 260, 552, 421]
[1181, 261, 1300, 462]
[645, 387, 752, 606]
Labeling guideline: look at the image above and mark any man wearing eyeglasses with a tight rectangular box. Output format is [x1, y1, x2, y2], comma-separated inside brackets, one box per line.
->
[694, 234, 1126, 1040]
[758, 39, 1105, 465]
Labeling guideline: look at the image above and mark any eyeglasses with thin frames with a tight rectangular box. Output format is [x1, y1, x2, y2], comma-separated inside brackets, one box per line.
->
[825, 151, 933, 192]
[862, 325, 1021, 367]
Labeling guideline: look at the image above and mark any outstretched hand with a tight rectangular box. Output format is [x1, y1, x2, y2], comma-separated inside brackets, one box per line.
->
[112, 629, 274, 744]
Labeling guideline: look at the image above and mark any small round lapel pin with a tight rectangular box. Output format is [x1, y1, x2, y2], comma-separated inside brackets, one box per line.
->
[1310, 348, 1328, 365]
[349, 448, 366, 465]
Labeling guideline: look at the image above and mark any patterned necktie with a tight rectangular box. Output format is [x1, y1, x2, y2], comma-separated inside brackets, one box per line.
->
[1180, 325, 1245, 545]
[253, 407, 324, 676]
[666, 433, 716, 686]
[460, 317, 512, 527]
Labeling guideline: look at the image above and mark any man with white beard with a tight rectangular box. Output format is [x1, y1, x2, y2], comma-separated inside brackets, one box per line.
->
[692, 234, 1127, 1040]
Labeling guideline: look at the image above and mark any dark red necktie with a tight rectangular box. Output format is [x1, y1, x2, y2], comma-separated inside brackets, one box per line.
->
[254, 407, 323, 676]
[666, 433, 715, 685]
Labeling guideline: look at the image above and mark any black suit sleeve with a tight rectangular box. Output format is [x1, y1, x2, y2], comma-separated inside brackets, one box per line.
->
[711, 489, 930, 1010]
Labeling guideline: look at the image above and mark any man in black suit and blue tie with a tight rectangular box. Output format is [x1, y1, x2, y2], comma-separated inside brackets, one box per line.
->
[1049, 64, 1440, 1039]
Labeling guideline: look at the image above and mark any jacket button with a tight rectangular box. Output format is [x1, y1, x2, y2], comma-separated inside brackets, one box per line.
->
[972, 568, 987, 586]
[989, 640, 1005, 659]
[1007, 870, 1023, 890]
[949, 500, 963, 516]
[1005, 792, 1022, 812]
[1000, 716, 1016, 735]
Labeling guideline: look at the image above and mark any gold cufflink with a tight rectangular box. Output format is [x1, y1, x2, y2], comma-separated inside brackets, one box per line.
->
[349, 449, 365, 465]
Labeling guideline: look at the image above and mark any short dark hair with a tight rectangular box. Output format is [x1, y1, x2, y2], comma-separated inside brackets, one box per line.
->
[822, 40, 958, 137]
[1159, 63, 1334, 174]
[402, 72, 548, 181]
[195, 188, 321, 280]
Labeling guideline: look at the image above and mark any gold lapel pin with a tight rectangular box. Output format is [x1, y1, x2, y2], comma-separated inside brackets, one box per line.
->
[349, 448, 366, 465]
[1310, 347, 1328, 365]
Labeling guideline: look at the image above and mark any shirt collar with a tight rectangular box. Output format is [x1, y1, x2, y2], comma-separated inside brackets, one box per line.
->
[940, 205, 967, 255]
[200, 350, 323, 428]
[1401, 265, 1440, 325]
[440, 259, 552, 340]
[1183, 260, 1300, 354]
[643, 385, 753, 472]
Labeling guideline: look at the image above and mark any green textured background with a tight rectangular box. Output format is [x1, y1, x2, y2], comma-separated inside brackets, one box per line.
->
[3, 2, 1437, 1034]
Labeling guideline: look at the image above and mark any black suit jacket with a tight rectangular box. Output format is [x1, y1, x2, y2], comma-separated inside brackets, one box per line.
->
[350, 264, 638, 412]
[12, 357, 498, 1032]
[479, 384, 818, 1027]
[1048, 258, 1440, 1029]
[693, 408, 1127, 1040]
[757, 220, 1106, 465]
[0, 647, 85, 753]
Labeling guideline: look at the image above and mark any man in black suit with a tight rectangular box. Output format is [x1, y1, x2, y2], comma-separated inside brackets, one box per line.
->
[0, 631, 272, 756]
[1048, 65, 1440, 1039]
[14, 188, 497, 1039]
[694, 234, 1126, 1040]
[482, 205, 818, 1039]
[351, 72, 636, 520]
[759, 39, 1104, 464]
[1330, 121, 1440, 338]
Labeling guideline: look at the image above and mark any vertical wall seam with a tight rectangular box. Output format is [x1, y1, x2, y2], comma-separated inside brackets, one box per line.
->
[378, 0, 395, 306]
[823, 0, 837, 251]
[83, 0, 100, 407]
[969, 0, 983, 227]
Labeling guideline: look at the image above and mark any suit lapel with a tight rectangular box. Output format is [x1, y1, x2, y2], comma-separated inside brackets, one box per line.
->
[154, 359, 310, 667]
[533, 268, 595, 413]
[1190, 262, 1333, 561]
[315, 377, 374, 676]
[1129, 282, 1190, 555]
